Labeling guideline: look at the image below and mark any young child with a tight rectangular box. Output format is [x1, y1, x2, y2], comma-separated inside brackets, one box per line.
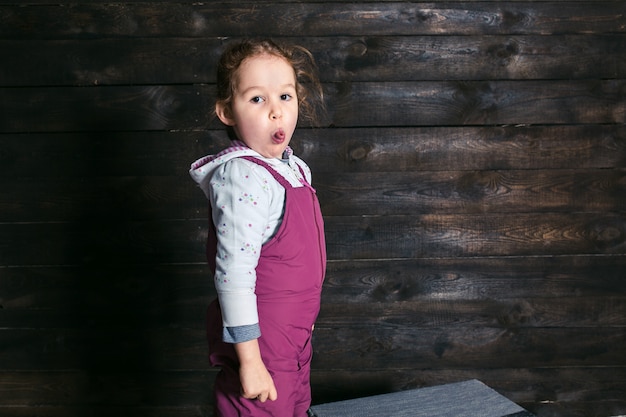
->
[189, 39, 326, 416]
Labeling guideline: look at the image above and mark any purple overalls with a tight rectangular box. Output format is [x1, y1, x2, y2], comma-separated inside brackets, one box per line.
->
[206, 156, 326, 417]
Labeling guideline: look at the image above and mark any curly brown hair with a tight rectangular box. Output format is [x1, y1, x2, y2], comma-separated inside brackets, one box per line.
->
[215, 38, 325, 129]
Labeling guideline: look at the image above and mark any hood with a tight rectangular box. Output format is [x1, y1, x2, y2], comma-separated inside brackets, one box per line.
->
[189, 140, 295, 199]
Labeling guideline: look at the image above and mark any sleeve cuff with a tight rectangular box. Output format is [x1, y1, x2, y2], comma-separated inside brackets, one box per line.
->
[223, 323, 261, 343]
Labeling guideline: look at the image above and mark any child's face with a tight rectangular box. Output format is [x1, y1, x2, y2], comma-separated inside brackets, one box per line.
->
[216, 54, 299, 159]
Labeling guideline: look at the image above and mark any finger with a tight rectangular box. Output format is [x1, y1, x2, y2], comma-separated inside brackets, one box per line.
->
[269, 384, 278, 401]
[240, 389, 258, 400]
[257, 392, 268, 403]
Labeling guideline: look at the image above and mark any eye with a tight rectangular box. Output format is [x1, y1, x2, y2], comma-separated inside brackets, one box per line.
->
[250, 96, 265, 104]
[280, 94, 293, 101]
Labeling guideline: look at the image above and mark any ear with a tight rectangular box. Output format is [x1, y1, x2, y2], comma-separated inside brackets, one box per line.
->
[215, 101, 236, 126]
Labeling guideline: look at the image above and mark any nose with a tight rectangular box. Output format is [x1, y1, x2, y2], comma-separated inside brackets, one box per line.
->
[269, 102, 282, 120]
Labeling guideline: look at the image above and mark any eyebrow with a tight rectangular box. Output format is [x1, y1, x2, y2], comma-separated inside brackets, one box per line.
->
[239, 83, 296, 96]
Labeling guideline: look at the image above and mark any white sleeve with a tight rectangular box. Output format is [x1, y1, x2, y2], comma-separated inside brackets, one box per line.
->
[208, 158, 279, 329]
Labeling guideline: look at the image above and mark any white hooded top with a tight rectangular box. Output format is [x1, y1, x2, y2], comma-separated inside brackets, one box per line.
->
[189, 140, 312, 342]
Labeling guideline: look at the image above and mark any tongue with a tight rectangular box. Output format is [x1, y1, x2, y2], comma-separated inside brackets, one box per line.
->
[272, 129, 285, 143]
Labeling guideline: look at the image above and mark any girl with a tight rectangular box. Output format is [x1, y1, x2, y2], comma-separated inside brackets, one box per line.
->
[189, 39, 326, 416]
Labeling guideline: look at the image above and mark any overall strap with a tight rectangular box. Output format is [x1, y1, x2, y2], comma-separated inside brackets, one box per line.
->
[241, 156, 312, 190]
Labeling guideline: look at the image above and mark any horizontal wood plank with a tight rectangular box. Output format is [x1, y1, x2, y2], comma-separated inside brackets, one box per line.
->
[0, 85, 212, 133]
[0, 265, 213, 326]
[318, 297, 626, 328]
[1, 367, 624, 417]
[298, 125, 626, 173]
[316, 169, 626, 215]
[322, 256, 626, 302]
[0, 368, 623, 416]
[1, 213, 624, 265]
[1, 3, 624, 39]
[2, 295, 624, 334]
[0, 370, 217, 407]
[1, 168, 624, 221]
[2, 125, 624, 178]
[323, 213, 626, 258]
[2, 35, 624, 86]
[326, 80, 626, 127]
[1, 81, 624, 132]
[1, 325, 624, 370]
[2, 255, 624, 313]
[311, 326, 626, 370]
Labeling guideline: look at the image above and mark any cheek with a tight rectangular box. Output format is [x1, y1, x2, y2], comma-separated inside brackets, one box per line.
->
[288, 104, 299, 121]
[233, 108, 258, 126]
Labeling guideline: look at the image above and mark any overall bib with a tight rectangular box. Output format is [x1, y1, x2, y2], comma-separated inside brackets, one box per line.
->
[206, 156, 326, 417]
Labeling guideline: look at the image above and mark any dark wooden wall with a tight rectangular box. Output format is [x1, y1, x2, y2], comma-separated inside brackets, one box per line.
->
[1, 1, 625, 416]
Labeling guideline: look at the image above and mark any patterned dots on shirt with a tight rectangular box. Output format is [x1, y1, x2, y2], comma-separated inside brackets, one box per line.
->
[240, 242, 258, 256]
[215, 271, 228, 284]
[210, 176, 228, 188]
[239, 192, 258, 206]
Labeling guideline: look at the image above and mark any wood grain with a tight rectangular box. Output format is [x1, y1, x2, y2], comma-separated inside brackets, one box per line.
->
[1, 125, 624, 177]
[1, 3, 624, 38]
[1, 1, 624, 416]
[1, 168, 624, 222]
[1, 213, 624, 265]
[2, 35, 624, 86]
[1, 80, 624, 132]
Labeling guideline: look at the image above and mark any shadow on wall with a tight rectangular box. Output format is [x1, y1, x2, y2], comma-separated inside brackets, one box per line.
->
[66, 124, 180, 410]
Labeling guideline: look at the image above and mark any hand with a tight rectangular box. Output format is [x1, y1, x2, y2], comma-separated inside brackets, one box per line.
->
[239, 359, 278, 402]
[234, 339, 278, 402]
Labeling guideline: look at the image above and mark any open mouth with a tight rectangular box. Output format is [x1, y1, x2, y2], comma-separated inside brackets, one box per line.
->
[272, 128, 286, 143]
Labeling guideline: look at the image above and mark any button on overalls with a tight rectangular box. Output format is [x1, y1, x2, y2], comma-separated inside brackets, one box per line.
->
[206, 156, 326, 417]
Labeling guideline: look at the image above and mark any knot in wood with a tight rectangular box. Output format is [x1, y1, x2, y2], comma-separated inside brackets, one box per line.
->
[348, 146, 368, 161]
[347, 40, 368, 57]
[486, 41, 520, 65]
